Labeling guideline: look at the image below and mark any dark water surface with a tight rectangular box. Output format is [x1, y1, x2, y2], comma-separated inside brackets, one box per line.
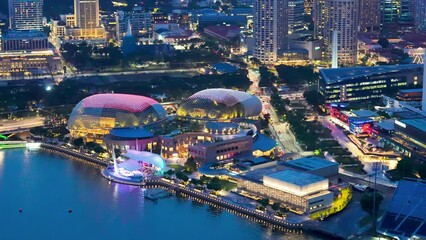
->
[0, 149, 322, 240]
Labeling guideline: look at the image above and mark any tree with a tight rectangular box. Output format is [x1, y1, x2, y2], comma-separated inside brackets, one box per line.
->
[184, 156, 198, 173]
[377, 38, 390, 48]
[73, 138, 84, 147]
[360, 192, 383, 215]
[271, 202, 280, 211]
[175, 172, 189, 182]
[257, 198, 270, 207]
[93, 145, 105, 154]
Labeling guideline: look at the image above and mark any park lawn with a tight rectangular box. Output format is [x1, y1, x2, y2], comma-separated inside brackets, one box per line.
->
[334, 156, 358, 164]
[310, 187, 352, 220]
[343, 165, 367, 175]
[168, 164, 184, 172]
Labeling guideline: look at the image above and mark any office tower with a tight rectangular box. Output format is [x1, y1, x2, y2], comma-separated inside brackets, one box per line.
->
[399, 0, 415, 23]
[69, 0, 104, 38]
[415, 0, 426, 32]
[304, 0, 314, 15]
[323, 0, 359, 66]
[253, 0, 287, 64]
[313, 0, 326, 39]
[8, 0, 43, 31]
[381, 0, 400, 24]
[116, 8, 152, 40]
[287, 0, 305, 34]
[359, 0, 381, 33]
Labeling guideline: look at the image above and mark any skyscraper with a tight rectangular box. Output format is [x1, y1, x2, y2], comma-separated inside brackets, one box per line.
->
[359, 0, 380, 33]
[415, 0, 426, 32]
[323, 0, 359, 66]
[381, 0, 400, 24]
[287, 0, 305, 34]
[253, 0, 287, 64]
[68, 0, 105, 39]
[8, 0, 43, 31]
[313, 0, 326, 39]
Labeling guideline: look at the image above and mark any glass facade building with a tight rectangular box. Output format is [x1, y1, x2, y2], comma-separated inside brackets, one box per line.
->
[8, 0, 43, 31]
[177, 89, 262, 121]
[68, 94, 167, 142]
[319, 64, 423, 103]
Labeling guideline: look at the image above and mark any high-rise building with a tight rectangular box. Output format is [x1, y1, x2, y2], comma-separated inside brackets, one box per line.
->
[415, 0, 426, 32]
[304, 0, 314, 15]
[381, 0, 400, 24]
[313, 0, 326, 39]
[253, 0, 287, 64]
[359, 0, 381, 33]
[399, 0, 415, 23]
[323, 0, 359, 66]
[8, 0, 43, 31]
[287, 0, 305, 34]
[68, 0, 105, 39]
[116, 8, 152, 41]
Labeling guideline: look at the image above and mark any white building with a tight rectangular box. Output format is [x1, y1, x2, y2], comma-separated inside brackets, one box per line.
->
[253, 0, 287, 64]
[323, 0, 359, 66]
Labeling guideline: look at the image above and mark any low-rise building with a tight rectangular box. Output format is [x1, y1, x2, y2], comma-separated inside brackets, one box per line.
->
[277, 156, 339, 178]
[1, 30, 50, 51]
[377, 179, 426, 239]
[319, 64, 423, 103]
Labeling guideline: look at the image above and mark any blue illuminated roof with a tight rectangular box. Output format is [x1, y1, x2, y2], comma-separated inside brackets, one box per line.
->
[283, 157, 338, 172]
[398, 88, 422, 93]
[320, 64, 422, 84]
[349, 117, 374, 123]
[400, 118, 426, 132]
[265, 170, 326, 186]
[109, 127, 154, 139]
[206, 122, 239, 131]
[253, 134, 276, 152]
[211, 62, 238, 74]
[352, 110, 379, 118]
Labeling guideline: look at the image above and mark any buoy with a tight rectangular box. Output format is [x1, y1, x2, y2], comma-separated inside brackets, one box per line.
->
[68, 209, 73, 213]
[19, 208, 23, 213]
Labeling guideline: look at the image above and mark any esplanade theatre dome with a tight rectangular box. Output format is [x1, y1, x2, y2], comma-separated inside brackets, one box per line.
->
[68, 94, 167, 140]
[177, 88, 262, 120]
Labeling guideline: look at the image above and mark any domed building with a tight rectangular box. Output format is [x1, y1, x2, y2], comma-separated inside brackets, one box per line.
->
[177, 89, 262, 121]
[68, 94, 167, 142]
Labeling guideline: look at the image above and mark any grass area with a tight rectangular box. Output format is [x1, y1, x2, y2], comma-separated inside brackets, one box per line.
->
[343, 165, 367, 175]
[310, 187, 352, 220]
[334, 156, 358, 164]
[168, 164, 184, 172]
[328, 147, 351, 156]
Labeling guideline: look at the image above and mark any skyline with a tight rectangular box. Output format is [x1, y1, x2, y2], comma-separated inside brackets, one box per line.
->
[0, 0, 426, 239]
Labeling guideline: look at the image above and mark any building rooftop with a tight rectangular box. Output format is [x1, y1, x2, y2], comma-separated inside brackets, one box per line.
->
[400, 118, 426, 132]
[352, 110, 379, 118]
[205, 122, 239, 131]
[398, 88, 423, 94]
[210, 62, 238, 74]
[375, 119, 395, 131]
[253, 134, 276, 152]
[265, 169, 326, 187]
[378, 179, 426, 239]
[3, 30, 47, 39]
[320, 64, 422, 85]
[109, 127, 154, 139]
[282, 157, 338, 172]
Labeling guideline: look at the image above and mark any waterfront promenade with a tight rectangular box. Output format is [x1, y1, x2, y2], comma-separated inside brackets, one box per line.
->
[39, 142, 348, 239]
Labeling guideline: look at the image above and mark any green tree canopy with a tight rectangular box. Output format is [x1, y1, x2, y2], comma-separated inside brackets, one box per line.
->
[360, 192, 383, 215]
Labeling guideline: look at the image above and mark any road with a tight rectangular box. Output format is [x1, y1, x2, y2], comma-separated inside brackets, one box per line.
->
[0, 117, 44, 133]
[247, 69, 303, 157]
[66, 68, 199, 78]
